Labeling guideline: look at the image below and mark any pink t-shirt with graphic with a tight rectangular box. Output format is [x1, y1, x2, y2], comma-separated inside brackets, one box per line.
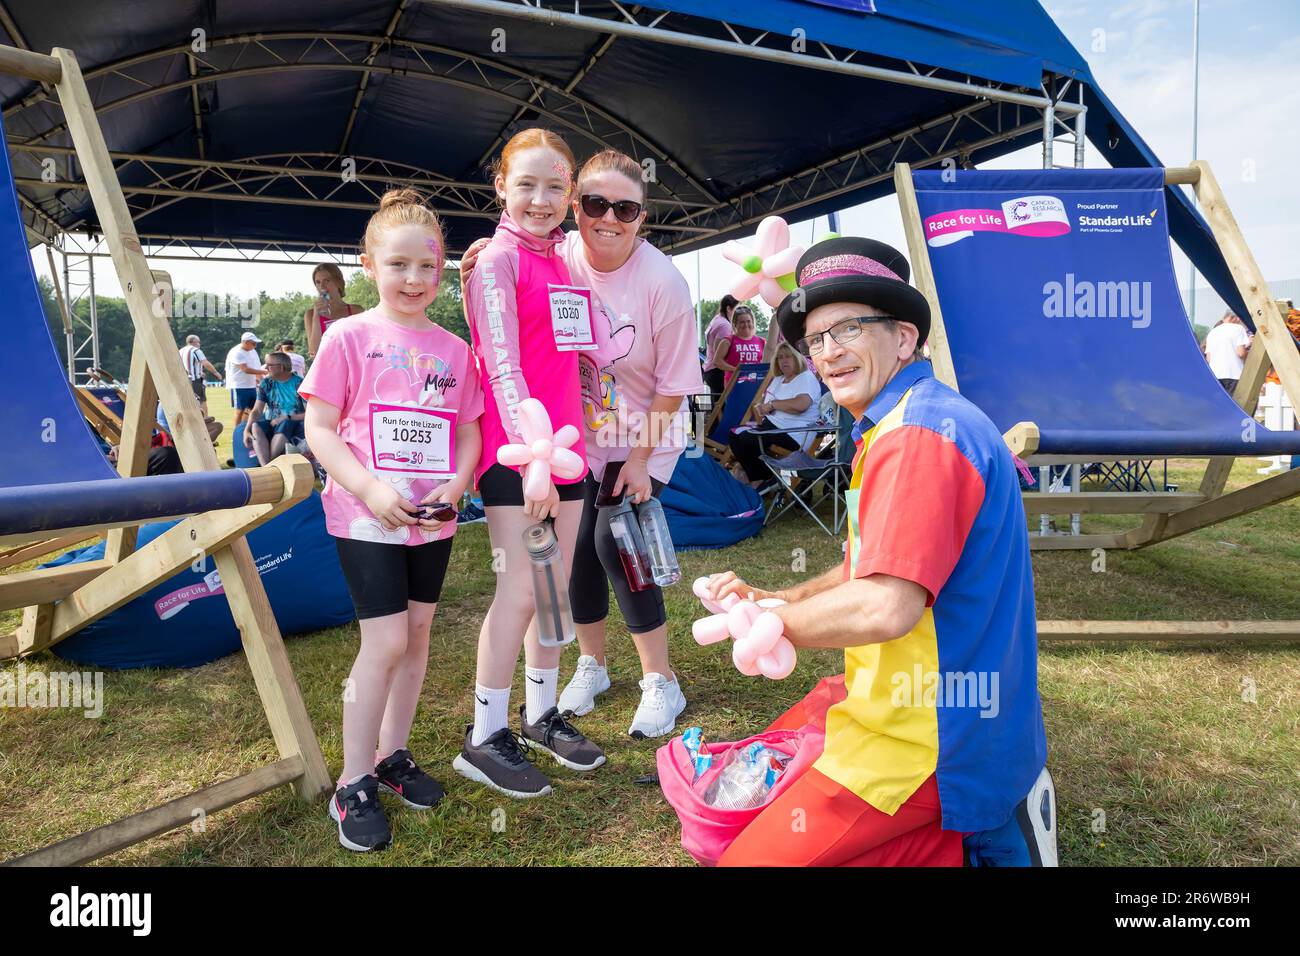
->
[298, 309, 484, 545]
[560, 235, 705, 484]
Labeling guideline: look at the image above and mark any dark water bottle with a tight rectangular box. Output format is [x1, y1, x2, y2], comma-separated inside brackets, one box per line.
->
[605, 499, 653, 592]
[524, 522, 575, 647]
[635, 497, 680, 587]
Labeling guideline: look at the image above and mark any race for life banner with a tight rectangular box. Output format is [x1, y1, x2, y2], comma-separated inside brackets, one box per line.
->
[909, 167, 1241, 444]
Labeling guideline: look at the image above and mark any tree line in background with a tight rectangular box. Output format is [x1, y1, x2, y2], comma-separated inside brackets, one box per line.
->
[39, 262, 794, 382]
[39, 269, 469, 380]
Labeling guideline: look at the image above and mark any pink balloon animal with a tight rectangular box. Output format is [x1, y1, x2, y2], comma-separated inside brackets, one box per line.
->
[496, 398, 586, 501]
[691, 576, 797, 680]
[722, 216, 806, 310]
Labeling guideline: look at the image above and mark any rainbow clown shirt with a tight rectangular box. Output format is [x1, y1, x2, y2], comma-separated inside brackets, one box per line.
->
[815, 360, 1047, 833]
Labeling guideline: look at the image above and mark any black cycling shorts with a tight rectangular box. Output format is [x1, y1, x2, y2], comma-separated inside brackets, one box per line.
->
[478, 463, 588, 508]
[335, 536, 454, 619]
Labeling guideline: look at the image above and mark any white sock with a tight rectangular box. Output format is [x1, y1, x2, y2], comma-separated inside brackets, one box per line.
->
[524, 666, 558, 724]
[471, 684, 511, 746]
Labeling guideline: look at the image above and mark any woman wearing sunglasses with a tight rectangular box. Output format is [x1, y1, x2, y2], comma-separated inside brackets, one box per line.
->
[461, 149, 702, 739]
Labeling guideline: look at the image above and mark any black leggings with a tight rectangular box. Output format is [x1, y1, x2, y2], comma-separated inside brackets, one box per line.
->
[727, 417, 801, 482]
[568, 473, 668, 634]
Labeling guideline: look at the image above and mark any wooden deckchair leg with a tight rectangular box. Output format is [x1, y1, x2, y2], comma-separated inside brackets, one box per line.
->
[105, 341, 157, 563]
[14, 604, 53, 658]
[211, 540, 331, 799]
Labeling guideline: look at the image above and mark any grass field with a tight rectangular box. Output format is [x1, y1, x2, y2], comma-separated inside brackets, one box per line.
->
[2, 435, 1298, 866]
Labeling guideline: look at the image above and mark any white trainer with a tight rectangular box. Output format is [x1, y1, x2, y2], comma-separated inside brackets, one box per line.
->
[628, 672, 686, 739]
[558, 655, 610, 717]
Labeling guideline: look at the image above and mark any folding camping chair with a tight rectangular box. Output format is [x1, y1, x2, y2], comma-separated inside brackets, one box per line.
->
[759, 401, 856, 537]
[701, 361, 773, 463]
[0, 47, 329, 865]
[895, 160, 1300, 641]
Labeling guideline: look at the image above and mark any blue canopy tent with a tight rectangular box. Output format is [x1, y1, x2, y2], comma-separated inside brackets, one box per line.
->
[0, 0, 1251, 343]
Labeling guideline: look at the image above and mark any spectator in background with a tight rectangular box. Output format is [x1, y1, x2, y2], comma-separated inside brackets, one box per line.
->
[243, 350, 306, 465]
[225, 331, 266, 429]
[727, 341, 823, 486]
[178, 333, 222, 416]
[278, 338, 306, 376]
[1204, 311, 1253, 394]
[718, 305, 765, 386]
[702, 293, 737, 401]
[304, 262, 361, 359]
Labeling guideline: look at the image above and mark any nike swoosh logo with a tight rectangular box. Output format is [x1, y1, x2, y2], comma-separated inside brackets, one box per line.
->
[476, 696, 489, 705]
[335, 798, 347, 821]
[527, 676, 544, 684]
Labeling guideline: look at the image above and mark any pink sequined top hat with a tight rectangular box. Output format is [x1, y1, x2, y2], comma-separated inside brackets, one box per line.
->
[775, 236, 930, 348]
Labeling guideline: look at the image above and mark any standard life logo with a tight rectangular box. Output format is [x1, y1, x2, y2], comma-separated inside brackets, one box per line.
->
[1075, 201, 1158, 231]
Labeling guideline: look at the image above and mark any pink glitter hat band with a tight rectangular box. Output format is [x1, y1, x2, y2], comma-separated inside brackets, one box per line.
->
[799, 254, 903, 286]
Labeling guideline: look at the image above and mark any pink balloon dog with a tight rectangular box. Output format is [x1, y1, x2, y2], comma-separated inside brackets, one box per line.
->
[691, 576, 797, 680]
[496, 398, 586, 501]
[721, 216, 806, 310]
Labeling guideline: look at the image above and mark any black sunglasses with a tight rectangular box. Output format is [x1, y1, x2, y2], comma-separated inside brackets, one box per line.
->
[580, 193, 643, 223]
[415, 502, 458, 522]
[796, 315, 895, 357]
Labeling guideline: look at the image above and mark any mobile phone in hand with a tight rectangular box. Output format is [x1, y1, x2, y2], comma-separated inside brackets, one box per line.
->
[595, 460, 627, 507]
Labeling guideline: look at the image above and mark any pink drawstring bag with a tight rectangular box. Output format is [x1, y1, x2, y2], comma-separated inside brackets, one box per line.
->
[656, 726, 825, 866]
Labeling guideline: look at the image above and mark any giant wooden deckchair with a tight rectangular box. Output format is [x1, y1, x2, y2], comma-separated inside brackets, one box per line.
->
[0, 46, 329, 865]
[895, 161, 1300, 642]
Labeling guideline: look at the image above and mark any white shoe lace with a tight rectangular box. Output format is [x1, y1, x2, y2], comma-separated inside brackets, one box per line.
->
[638, 679, 667, 714]
[570, 660, 600, 692]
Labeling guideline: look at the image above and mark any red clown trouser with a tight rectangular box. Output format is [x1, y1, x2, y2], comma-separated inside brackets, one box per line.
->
[717, 675, 964, 867]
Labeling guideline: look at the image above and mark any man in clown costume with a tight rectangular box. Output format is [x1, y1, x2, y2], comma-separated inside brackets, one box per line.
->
[706, 237, 1055, 867]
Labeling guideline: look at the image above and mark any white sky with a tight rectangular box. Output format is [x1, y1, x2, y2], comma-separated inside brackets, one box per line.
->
[31, 0, 1299, 328]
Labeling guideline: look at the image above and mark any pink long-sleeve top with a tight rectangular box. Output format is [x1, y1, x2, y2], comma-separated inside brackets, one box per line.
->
[465, 211, 589, 487]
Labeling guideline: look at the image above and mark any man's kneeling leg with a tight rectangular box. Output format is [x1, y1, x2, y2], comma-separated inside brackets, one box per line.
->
[718, 770, 961, 867]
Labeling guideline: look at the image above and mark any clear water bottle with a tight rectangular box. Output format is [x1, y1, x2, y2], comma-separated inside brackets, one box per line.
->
[319, 290, 333, 320]
[635, 497, 680, 587]
[605, 499, 653, 592]
[523, 522, 575, 647]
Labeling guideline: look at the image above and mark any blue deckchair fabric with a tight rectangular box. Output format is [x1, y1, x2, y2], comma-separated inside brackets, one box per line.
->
[662, 451, 764, 550]
[0, 105, 259, 532]
[911, 168, 1300, 458]
[0, 116, 115, 489]
[708, 363, 770, 446]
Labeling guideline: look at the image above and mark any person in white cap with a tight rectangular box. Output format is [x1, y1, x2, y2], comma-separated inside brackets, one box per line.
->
[225, 331, 267, 430]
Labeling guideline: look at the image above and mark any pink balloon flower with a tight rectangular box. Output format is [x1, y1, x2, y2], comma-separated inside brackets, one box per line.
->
[496, 398, 586, 502]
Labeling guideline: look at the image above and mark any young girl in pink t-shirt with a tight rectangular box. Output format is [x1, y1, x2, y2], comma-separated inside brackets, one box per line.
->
[458, 129, 605, 800]
[299, 189, 484, 853]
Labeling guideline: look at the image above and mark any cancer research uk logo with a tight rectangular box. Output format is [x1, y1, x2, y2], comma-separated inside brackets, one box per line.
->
[924, 195, 1070, 247]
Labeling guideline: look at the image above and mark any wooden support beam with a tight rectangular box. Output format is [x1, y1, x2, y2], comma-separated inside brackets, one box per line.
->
[1196, 303, 1279, 504]
[1193, 161, 1300, 422]
[1132, 461, 1300, 549]
[53, 50, 215, 475]
[0, 460, 301, 550]
[0, 44, 61, 83]
[3, 756, 304, 867]
[894, 162, 957, 390]
[23, 462, 308, 657]
[0, 561, 110, 613]
[1003, 421, 1039, 458]
[1038, 619, 1300, 641]
[212, 537, 333, 799]
[13, 604, 54, 659]
[1028, 532, 1131, 552]
[1163, 166, 1201, 185]
[0, 532, 96, 570]
[1021, 492, 1204, 515]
